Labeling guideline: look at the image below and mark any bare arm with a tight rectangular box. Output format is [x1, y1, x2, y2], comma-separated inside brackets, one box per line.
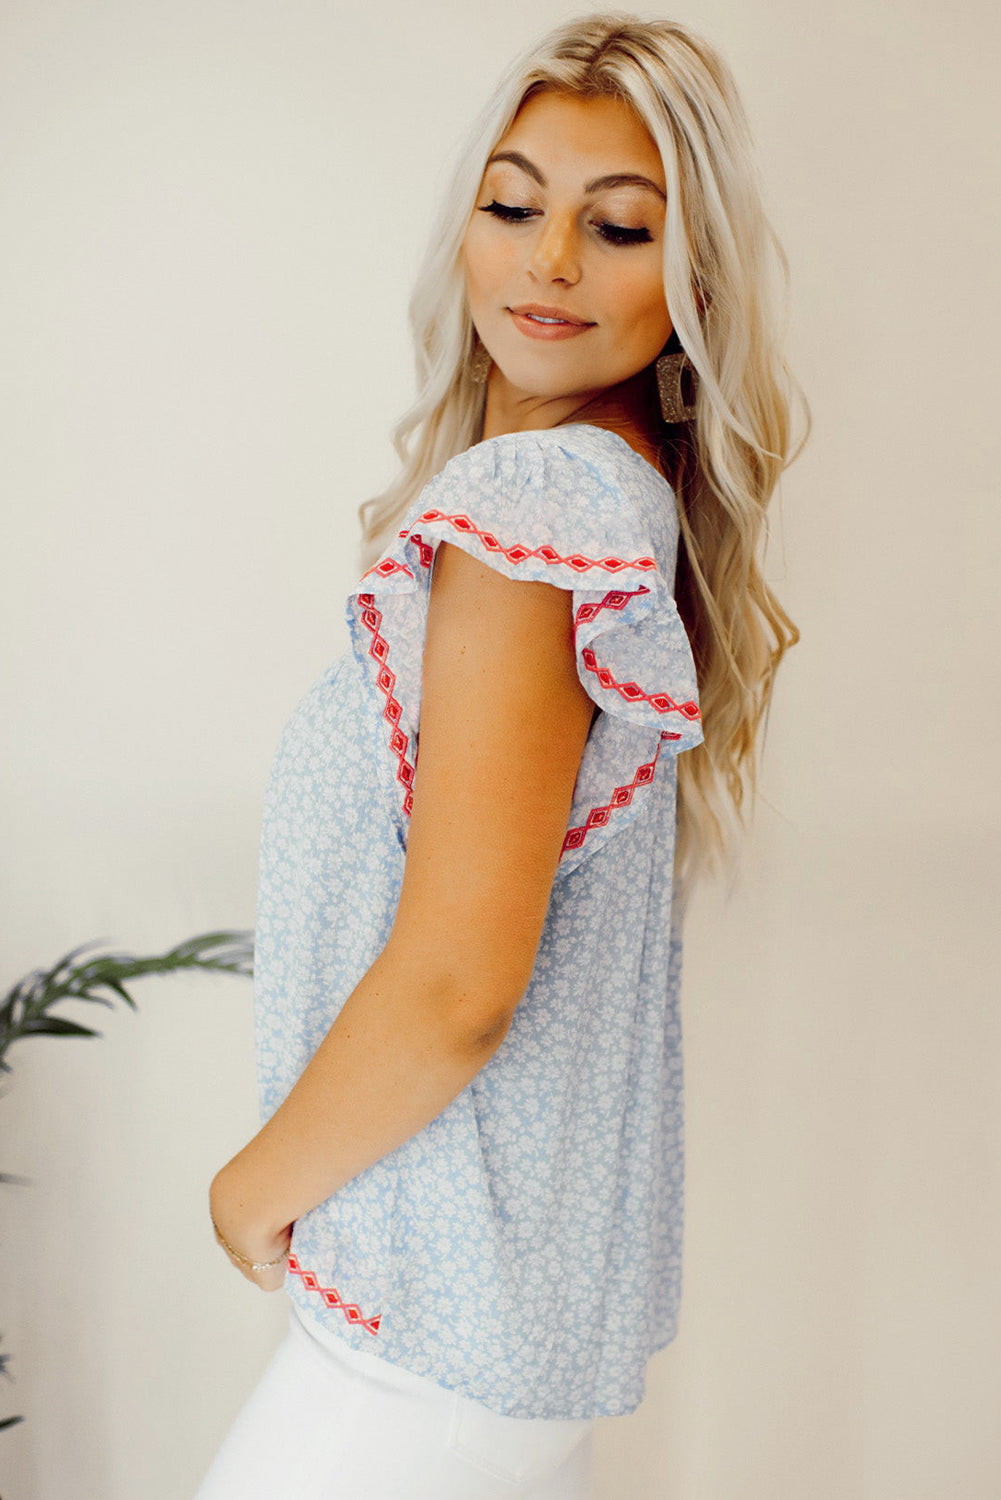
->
[210, 539, 596, 1261]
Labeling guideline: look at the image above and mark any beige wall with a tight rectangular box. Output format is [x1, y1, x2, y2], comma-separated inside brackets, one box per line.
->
[2, 1, 998, 1496]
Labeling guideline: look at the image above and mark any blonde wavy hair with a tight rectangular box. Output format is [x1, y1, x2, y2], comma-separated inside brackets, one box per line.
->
[357, 12, 810, 901]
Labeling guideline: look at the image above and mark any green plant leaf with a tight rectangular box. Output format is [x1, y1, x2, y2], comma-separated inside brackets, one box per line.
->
[90, 976, 137, 1010]
[19, 1017, 101, 1039]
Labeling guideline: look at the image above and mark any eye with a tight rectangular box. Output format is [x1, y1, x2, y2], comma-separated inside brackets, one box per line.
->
[593, 221, 653, 246]
[478, 199, 538, 222]
[476, 200, 653, 247]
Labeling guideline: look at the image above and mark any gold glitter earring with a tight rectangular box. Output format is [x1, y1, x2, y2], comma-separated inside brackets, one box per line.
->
[469, 337, 492, 385]
[655, 349, 698, 423]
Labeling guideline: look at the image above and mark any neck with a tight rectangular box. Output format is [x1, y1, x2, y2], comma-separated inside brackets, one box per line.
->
[480, 365, 663, 462]
[480, 375, 600, 440]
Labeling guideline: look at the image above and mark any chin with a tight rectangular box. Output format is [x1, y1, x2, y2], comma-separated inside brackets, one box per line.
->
[492, 354, 596, 400]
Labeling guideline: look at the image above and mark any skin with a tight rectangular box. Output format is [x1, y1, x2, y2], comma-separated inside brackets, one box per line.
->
[210, 88, 677, 1290]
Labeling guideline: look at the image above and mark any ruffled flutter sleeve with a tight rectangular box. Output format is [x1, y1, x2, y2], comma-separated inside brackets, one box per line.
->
[345, 428, 703, 880]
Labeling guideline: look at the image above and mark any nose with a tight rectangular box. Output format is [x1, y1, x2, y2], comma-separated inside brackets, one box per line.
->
[528, 212, 581, 286]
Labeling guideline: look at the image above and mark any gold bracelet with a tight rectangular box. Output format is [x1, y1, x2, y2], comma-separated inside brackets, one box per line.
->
[210, 1210, 289, 1272]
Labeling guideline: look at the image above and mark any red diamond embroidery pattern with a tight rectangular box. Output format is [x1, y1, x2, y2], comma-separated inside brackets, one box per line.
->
[573, 584, 651, 627]
[361, 556, 416, 582]
[287, 1253, 382, 1336]
[580, 645, 701, 721]
[575, 588, 701, 723]
[408, 510, 658, 574]
[560, 731, 683, 854]
[356, 592, 417, 816]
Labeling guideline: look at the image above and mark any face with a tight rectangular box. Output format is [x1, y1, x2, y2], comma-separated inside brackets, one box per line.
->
[461, 89, 673, 423]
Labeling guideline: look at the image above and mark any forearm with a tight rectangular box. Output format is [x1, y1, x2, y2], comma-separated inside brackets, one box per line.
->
[213, 944, 507, 1241]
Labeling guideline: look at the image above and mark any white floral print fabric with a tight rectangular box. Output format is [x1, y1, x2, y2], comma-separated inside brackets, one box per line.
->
[253, 423, 703, 1419]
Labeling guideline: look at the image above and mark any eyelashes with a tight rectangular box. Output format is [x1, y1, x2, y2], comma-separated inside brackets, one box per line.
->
[477, 199, 653, 246]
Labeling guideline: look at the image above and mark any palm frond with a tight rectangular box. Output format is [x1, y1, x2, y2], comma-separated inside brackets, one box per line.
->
[0, 929, 254, 1075]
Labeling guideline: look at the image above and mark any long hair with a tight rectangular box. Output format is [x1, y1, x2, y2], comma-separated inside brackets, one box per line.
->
[356, 13, 810, 901]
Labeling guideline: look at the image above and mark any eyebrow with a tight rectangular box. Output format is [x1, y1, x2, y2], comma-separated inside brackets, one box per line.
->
[484, 150, 667, 203]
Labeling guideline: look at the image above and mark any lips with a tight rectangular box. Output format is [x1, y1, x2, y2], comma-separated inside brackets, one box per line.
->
[508, 303, 594, 327]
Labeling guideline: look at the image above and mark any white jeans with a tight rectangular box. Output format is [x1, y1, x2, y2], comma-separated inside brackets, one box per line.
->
[193, 1302, 595, 1499]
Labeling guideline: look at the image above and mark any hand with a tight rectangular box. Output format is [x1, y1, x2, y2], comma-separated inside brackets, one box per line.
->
[209, 1162, 293, 1293]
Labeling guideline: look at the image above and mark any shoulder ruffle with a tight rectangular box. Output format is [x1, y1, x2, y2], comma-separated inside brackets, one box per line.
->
[346, 427, 703, 878]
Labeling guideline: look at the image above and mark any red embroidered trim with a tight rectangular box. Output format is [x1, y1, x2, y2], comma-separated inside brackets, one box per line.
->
[579, 644, 701, 722]
[406, 510, 658, 574]
[562, 589, 700, 855]
[573, 584, 650, 627]
[361, 525, 659, 586]
[287, 1253, 382, 1336]
[355, 592, 417, 816]
[362, 556, 416, 582]
[561, 735, 675, 854]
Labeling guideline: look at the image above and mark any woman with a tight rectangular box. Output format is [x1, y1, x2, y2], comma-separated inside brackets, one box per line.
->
[197, 13, 807, 1498]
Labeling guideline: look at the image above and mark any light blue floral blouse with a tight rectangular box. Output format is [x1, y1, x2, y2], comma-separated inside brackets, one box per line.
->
[253, 422, 704, 1420]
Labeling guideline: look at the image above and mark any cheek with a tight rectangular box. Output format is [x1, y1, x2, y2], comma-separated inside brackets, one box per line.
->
[463, 224, 521, 300]
[601, 260, 670, 336]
